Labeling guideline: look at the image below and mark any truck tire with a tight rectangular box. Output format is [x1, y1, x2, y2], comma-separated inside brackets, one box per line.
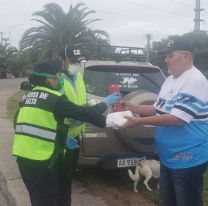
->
[114, 90, 158, 154]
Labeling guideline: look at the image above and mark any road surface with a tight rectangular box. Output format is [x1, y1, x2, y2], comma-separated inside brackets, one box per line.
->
[0, 78, 109, 206]
[0, 78, 159, 206]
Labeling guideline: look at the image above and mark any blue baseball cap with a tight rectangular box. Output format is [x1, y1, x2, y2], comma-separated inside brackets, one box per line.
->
[160, 36, 193, 54]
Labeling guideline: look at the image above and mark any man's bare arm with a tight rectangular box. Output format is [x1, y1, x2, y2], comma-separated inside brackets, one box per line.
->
[121, 101, 156, 117]
[122, 114, 185, 128]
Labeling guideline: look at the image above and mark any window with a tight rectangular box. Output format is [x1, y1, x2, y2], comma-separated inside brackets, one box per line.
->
[84, 65, 165, 97]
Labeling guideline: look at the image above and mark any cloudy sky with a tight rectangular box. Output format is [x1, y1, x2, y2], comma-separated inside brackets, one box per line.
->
[0, 0, 207, 48]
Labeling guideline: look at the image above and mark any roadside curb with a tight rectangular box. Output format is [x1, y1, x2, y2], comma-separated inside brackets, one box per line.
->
[0, 78, 31, 206]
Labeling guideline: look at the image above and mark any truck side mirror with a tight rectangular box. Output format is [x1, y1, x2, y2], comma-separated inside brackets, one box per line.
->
[19, 81, 33, 91]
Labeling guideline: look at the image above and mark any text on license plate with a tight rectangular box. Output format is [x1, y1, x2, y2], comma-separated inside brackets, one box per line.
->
[117, 158, 144, 168]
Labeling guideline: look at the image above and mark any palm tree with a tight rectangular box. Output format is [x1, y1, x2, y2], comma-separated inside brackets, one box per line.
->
[20, 2, 110, 62]
[0, 43, 18, 59]
[0, 43, 18, 77]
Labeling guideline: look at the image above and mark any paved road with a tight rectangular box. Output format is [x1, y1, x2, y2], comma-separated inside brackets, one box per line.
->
[0, 78, 109, 206]
[0, 78, 30, 206]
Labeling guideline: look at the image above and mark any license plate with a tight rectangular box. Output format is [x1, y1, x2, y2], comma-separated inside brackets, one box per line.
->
[117, 158, 144, 168]
[84, 133, 108, 137]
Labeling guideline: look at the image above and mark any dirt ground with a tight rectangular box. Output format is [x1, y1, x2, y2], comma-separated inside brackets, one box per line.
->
[72, 168, 161, 206]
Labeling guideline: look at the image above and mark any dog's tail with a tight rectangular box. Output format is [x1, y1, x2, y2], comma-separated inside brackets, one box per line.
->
[128, 166, 140, 181]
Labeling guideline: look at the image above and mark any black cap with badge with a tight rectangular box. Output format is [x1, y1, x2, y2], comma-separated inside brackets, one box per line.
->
[160, 36, 193, 54]
[59, 44, 83, 64]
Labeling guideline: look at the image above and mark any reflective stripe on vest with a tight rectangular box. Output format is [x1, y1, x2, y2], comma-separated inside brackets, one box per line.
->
[12, 86, 62, 160]
[62, 72, 86, 137]
[15, 124, 56, 141]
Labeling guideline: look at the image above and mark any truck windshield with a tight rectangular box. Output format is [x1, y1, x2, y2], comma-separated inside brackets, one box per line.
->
[84, 65, 165, 97]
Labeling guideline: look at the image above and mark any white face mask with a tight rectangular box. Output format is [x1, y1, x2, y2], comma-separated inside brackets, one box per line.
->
[68, 64, 79, 75]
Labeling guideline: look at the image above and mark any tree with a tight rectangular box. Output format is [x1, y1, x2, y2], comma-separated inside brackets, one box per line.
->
[20, 2, 110, 62]
[0, 43, 18, 78]
[0, 43, 32, 78]
[183, 31, 208, 75]
[8, 52, 33, 77]
[0, 43, 18, 60]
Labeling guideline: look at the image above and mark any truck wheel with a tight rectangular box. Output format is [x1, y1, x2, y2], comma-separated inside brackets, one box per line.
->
[114, 90, 158, 154]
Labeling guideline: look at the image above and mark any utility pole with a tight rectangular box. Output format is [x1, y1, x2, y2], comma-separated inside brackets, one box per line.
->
[145, 33, 152, 62]
[194, 0, 204, 31]
[0, 32, 5, 45]
[9, 24, 24, 46]
[2, 37, 9, 45]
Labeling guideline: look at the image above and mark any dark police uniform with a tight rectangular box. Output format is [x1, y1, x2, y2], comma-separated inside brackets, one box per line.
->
[13, 62, 106, 206]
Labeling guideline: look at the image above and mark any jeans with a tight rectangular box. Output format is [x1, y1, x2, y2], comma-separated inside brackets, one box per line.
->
[160, 163, 207, 206]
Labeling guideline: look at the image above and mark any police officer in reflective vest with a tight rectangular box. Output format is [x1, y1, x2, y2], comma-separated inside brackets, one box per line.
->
[58, 45, 122, 206]
[12, 59, 108, 206]
[59, 45, 87, 204]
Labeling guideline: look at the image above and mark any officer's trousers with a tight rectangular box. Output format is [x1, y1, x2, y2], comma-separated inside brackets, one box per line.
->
[17, 156, 71, 206]
[62, 138, 80, 205]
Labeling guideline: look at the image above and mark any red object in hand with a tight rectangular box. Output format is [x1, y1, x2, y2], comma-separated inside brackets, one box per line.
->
[107, 85, 124, 112]
[113, 101, 124, 112]
[108, 85, 120, 94]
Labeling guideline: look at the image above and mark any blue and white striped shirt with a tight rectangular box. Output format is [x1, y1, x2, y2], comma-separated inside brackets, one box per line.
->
[154, 66, 208, 169]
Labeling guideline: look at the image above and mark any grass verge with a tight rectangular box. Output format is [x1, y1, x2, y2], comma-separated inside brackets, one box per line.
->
[7, 91, 24, 120]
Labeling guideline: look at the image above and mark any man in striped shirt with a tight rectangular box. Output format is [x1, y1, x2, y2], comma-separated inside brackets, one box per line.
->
[121, 36, 208, 206]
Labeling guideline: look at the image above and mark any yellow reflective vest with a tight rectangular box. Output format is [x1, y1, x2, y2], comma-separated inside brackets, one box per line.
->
[12, 86, 63, 160]
[61, 72, 86, 138]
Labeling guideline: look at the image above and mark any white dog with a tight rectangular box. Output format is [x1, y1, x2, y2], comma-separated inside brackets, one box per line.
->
[128, 159, 160, 192]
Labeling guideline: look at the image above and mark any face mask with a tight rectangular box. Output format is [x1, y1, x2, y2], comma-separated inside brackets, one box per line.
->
[56, 77, 64, 90]
[48, 75, 64, 91]
[68, 64, 79, 75]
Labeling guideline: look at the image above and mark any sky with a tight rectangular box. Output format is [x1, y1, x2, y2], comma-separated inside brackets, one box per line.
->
[0, 0, 207, 48]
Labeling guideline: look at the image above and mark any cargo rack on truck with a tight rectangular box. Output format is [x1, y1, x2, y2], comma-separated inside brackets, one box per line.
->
[74, 44, 146, 62]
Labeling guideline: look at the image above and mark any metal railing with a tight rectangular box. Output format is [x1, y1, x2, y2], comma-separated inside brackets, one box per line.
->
[74, 44, 146, 62]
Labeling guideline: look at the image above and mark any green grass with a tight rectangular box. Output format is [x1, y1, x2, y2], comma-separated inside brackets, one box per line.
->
[7, 91, 208, 205]
[7, 91, 24, 120]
